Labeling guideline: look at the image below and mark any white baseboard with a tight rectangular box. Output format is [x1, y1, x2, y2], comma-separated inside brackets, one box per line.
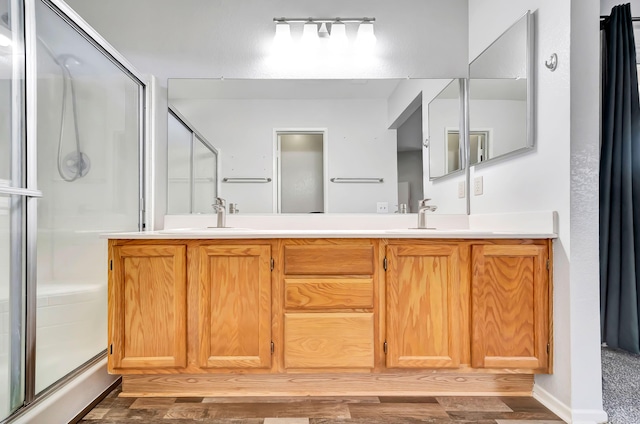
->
[10, 358, 118, 424]
[533, 384, 609, 424]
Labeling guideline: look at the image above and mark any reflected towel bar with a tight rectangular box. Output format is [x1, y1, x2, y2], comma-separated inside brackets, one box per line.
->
[223, 177, 272, 183]
[169, 177, 215, 183]
[330, 177, 384, 183]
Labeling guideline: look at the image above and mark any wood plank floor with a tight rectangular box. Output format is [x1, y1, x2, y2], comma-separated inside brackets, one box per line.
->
[78, 384, 565, 423]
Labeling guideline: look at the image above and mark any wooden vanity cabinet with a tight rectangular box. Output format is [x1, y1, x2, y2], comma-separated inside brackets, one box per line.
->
[385, 243, 461, 369]
[108, 243, 188, 373]
[470, 242, 551, 372]
[109, 236, 553, 397]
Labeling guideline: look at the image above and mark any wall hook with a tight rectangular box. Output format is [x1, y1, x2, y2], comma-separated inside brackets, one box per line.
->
[545, 53, 558, 72]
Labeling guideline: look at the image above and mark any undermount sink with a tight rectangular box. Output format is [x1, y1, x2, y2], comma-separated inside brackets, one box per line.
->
[383, 228, 472, 233]
[158, 227, 253, 234]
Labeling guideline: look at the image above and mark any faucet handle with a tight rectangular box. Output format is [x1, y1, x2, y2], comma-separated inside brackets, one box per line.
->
[418, 198, 432, 207]
[214, 197, 226, 206]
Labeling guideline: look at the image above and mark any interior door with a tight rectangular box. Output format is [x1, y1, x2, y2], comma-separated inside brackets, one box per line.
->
[277, 132, 325, 213]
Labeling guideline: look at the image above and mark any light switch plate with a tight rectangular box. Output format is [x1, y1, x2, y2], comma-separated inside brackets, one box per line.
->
[474, 176, 483, 196]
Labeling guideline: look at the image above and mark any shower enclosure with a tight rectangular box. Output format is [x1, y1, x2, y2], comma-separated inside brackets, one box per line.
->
[0, 0, 145, 420]
[167, 107, 219, 214]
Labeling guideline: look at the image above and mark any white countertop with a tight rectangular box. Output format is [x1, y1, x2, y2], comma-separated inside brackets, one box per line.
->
[103, 212, 558, 240]
[104, 229, 555, 239]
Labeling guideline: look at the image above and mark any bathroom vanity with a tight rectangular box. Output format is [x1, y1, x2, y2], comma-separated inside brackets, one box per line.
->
[105, 213, 555, 397]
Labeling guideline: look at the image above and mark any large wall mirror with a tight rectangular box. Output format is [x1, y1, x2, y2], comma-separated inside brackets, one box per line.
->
[468, 11, 534, 166]
[168, 78, 465, 214]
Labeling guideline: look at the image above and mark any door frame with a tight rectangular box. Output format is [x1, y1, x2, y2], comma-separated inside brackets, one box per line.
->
[272, 128, 329, 213]
[444, 128, 492, 172]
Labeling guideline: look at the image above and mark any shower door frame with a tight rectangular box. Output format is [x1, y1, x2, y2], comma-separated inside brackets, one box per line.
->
[1, 0, 149, 418]
[168, 106, 221, 214]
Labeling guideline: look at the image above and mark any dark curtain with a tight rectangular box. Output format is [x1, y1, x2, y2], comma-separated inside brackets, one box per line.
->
[601, 3, 640, 354]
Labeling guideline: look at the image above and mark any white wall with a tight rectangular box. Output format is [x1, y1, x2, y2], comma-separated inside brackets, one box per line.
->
[469, 0, 606, 422]
[171, 98, 397, 213]
[64, 0, 469, 81]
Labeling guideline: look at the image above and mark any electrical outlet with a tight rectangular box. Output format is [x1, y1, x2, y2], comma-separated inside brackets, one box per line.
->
[458, 181, 465, 198]
[376, 202, 389, 214]
[474, 176, 483, 196]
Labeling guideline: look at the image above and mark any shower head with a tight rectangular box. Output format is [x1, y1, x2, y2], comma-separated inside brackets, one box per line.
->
[58, 54, 81, 68]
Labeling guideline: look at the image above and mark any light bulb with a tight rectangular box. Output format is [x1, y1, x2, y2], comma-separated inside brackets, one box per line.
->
[356, 21, 376, 52]
[329, 21, 347, 53]
[273, 22, 292, 54]
[301, 21, 320, 51]
[318, 22, 329, 38]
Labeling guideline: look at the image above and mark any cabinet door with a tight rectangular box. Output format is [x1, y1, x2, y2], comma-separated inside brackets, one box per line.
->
[471, 244, 549, 371]
[386, 244, 460, 368]
[109, 244, 187, 371]
[198, 244, 272, 369]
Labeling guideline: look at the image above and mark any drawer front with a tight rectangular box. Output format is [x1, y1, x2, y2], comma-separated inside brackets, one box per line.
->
[283, 245, 374, 275]
[284, 278, 374, 309]
[284, 313, 374, 369]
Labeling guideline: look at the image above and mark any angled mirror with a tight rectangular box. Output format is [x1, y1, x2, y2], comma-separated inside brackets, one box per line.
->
[468, 11, 534, 166]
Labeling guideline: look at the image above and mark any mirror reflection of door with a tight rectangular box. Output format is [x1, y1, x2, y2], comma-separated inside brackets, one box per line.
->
[446, 130, 461, 173]
[469, 131, 491, 165]
[445, 129, 491, 172]
[444, 128, 462, 175]
[276, 132, 325, 213]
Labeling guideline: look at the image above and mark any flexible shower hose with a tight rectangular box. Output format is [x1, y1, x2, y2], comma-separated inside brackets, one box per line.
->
[56, 55, 85, 182]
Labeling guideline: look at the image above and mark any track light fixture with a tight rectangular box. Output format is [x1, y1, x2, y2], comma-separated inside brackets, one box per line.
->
[272, 17, 376, 54]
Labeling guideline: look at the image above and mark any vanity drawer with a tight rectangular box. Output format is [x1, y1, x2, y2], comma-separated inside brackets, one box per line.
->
[283, 245, 374, 275]
[284, 278, 374, 309]
[284, 312, 374, 369]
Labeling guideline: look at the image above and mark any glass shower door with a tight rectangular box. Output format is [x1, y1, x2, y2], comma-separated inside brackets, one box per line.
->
[34, 0, 142, 394]
[0, 0, 26, 418]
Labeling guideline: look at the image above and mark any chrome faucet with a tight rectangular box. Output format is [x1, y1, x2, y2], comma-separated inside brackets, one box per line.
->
[212, 197, 226, 228]
[417, 199, 438, 229]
